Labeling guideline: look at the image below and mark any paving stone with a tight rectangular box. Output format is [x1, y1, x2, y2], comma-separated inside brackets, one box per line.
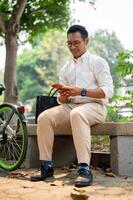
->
[0, 169, 133, 200]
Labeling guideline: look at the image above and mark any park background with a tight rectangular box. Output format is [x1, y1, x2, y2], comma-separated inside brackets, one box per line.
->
[0, 0, 133, 146]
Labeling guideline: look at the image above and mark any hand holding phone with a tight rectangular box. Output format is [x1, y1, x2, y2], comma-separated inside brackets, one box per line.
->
[52, 83, 64, 90]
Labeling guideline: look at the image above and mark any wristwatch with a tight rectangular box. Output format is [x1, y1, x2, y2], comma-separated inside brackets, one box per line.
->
[81, 88, 87, 96]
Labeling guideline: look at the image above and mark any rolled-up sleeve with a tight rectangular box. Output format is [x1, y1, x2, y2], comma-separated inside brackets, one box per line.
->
[94, 57, 114, 99]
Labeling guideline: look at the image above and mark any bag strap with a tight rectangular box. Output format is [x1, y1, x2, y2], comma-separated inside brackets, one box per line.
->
[48, 87, 58, 97]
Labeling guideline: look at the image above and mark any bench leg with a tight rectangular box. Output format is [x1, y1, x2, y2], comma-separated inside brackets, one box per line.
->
[110, 136, 133, 176]
[22, 136, 40, 168]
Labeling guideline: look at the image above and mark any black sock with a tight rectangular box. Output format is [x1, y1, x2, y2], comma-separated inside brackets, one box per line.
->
[79, 163, 89, 168]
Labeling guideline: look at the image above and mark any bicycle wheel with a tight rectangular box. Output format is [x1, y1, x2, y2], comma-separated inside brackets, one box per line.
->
[0, 104, 28, 171]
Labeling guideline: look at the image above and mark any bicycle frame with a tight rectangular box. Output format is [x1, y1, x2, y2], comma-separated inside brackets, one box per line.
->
[0, 83, 28, 171]
[0, 85, 27, 136]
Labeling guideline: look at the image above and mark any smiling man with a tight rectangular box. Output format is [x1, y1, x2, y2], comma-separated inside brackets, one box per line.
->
[31, 25, 114, 187]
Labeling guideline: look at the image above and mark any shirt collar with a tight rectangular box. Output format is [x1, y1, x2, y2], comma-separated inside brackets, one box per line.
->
[73, 51, 90, 63]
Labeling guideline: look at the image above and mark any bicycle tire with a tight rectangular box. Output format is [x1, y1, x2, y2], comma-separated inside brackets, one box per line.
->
[0, 104, 28, 171]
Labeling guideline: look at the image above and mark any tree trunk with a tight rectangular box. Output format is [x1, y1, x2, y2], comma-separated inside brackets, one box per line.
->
[0, 0, 27, 104]
[4, 32, 18, 104]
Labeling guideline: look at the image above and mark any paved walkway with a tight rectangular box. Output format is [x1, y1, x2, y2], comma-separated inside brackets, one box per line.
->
[0, 168, 133, 200]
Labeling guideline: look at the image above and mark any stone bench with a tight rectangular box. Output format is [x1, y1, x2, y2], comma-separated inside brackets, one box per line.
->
[23, 122, 133, 176]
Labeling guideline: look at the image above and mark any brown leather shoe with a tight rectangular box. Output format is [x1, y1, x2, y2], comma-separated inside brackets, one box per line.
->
[30, 167, 54, 182]
[74, 168, 93, 187]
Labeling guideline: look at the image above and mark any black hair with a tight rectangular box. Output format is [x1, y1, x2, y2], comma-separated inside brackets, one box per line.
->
[67, 25, 88, 39]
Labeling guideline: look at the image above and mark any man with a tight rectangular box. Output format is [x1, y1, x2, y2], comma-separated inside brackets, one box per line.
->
[31, 25, 114, 187]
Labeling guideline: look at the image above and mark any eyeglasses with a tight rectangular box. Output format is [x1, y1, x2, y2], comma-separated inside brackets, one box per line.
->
[66, 40, 83, 47]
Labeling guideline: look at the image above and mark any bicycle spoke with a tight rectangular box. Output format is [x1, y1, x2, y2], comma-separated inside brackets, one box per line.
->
[12, 138, 22, 151]
[10, 141, 20, 161]
[0, 141, 20, 164]
[0, 143, 6, 159]
[7, 142, 17, 161]
[2, 142, 11, 161]
[6, 142, 11, 160]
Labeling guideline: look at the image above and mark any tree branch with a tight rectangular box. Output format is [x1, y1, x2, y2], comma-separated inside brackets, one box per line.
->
[10, 0, 27, 24]
[0, 14, 6, 32]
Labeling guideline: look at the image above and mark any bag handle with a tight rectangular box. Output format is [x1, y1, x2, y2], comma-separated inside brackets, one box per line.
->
[48, 87, 58, 97]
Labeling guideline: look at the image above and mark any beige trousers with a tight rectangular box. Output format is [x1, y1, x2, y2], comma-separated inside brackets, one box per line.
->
[37, 102, 107, 165]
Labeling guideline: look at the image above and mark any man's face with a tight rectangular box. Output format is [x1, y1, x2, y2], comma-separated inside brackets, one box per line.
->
[67, 32, 89, 59]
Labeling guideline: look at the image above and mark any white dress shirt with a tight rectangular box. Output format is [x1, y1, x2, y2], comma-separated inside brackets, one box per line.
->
[58, 51, 114, 105]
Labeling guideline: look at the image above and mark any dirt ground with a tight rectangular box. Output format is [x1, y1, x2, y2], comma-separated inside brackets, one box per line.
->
[0, 167, 133, 200]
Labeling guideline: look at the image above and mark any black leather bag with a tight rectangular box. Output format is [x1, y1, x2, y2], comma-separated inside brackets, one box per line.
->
[35, 88, 59, 123]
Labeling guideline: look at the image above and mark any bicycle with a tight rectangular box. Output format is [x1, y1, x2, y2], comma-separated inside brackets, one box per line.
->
[0, 84, 28, 171]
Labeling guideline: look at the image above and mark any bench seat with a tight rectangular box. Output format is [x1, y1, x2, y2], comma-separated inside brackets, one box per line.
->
[23, 122, 133, 176]
[27, 122, 133, 136]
